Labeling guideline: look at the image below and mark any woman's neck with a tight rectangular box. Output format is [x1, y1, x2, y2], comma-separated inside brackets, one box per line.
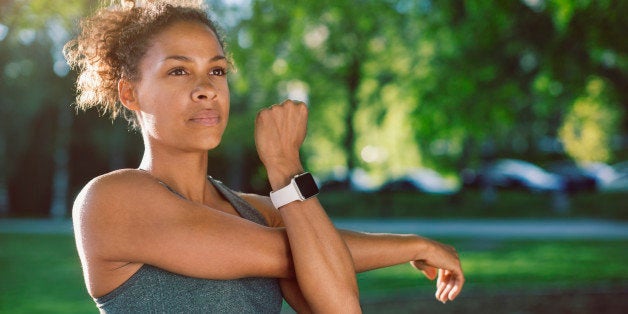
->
[138, 144, 210, 204]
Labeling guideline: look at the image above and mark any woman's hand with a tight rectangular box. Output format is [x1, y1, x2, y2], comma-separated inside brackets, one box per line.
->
[410, 239, 464, 303]
[254, 100, 308, 188]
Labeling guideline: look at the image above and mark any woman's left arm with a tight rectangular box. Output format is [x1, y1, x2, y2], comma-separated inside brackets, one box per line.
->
[274, 230, 464, 311]
[244, 194, 465, 305]
[339, 229, 464, 303]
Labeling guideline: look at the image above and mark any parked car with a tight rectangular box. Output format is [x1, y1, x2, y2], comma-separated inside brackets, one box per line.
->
[379, 178, 418, 192]
[318, 168, 379, 192]
[611, 161, 628, 174]
[546, 161, 597, 193]
[602, 173, 628, 192]
[581, 162, 626, 192]
[463, 159, 564, 193]
[605, 161, 628, 191]
[318, 178, 350, 192]
[380, 169, 458, 194]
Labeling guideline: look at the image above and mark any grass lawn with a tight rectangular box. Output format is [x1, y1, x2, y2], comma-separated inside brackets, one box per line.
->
[356, 238, 628, 313]
[357, 238, 628, 296]
[1, 233, 627, 313]
[0, 234, 94, 314]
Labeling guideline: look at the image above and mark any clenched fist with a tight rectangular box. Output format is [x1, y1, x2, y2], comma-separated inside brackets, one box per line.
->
[255, 100, 309, 189]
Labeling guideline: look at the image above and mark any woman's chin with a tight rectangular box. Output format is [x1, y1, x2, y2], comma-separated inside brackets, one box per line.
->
[199, 137, 223, 151]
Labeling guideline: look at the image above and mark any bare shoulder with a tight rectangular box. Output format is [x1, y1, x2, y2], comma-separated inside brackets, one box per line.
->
[73, 169, 161, 218]
[72, 169, 178, 240]
[74, 169, 152, 196]
[238, 192, 284, 227]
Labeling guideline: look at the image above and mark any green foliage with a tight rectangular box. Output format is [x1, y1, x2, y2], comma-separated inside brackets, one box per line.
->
[229, 0, 626, 179]
[1, 0, 626, 215]
[559, 77, 623, 162]
[411, 0, 627, 171]
[230, 0, 430, 181]
[1, 0, 94, 30]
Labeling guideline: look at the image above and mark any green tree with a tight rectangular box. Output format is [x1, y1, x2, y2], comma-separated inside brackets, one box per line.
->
[229, 0, 427, 187]
[411, 0, 627, 174]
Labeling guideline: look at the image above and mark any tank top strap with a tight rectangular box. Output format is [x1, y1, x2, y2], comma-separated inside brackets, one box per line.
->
[141, 169, 269, 227]
[208, 176, 269, 227]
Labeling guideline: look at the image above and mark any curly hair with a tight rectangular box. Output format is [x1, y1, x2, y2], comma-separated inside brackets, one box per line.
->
[63, 0, 227, 129]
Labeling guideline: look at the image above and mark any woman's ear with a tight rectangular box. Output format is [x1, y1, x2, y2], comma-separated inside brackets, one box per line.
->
[118, 79, 139, 110]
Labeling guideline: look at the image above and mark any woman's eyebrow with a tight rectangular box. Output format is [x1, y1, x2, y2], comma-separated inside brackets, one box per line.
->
[160, 55, 226, 63]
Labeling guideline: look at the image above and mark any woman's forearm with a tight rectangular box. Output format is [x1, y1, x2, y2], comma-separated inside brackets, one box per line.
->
[340, 230, 428, 272]
[254, 101, 359, 312]
[340, 228, 464, 303]
[278, 230, 426, 312]
[268, 168, 360, 313]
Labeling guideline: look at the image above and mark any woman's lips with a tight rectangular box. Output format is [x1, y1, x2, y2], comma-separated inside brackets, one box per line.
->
[189, 110, 220, 126]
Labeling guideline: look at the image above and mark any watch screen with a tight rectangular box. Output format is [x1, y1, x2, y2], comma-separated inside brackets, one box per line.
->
[295, 173, 319, 199]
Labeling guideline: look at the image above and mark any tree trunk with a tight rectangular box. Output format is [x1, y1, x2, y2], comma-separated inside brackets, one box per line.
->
[343, 57, 361, 178]
[50, 102, 73, 220]
[108, 124, 126, 171]
[0, 136, 7, 216]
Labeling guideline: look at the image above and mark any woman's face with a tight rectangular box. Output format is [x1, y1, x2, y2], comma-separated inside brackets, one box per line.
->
[126, 21, 230, 152]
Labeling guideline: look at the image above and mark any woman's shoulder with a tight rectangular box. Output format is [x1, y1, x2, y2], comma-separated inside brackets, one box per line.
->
[79, 168, 147, 188]
[72, 169, 162, 219]
[90, 168, 151, 183]
[75, 168, 154, 199]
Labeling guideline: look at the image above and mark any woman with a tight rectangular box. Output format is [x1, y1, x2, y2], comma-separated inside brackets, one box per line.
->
[65, 1, 464, 312]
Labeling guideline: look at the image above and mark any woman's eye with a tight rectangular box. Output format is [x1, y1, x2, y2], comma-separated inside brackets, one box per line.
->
[168, 68, 188, 76]
[210, 67, 227, 76]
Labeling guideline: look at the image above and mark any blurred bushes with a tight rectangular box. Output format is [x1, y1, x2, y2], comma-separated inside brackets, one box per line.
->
[0, 0, 626, 217]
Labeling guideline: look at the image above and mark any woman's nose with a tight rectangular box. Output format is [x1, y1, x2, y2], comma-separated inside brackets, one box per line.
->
[192, 80, 217, 101]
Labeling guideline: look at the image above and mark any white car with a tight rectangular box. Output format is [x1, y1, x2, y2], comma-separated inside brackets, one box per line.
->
[482, 159, 564, 192]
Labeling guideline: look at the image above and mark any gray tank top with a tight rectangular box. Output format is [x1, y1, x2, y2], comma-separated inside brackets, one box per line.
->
[94, 177, 283, 313]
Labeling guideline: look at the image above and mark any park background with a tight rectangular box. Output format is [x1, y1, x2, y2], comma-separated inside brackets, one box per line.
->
[0, 0, 627, 313]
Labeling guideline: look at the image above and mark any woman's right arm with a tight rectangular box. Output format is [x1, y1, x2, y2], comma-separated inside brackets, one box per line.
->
[73, 170, 296, 284]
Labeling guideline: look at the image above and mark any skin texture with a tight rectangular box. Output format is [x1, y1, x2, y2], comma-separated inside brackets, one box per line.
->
[73, 20, 463, 314]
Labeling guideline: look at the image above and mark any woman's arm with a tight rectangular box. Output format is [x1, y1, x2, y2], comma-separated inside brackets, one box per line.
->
[73, 171, 297, 285]
[274, 230, 463, 310]
[272, 229, 463, 310]
[340, 229, 464, 303]
[254, 100, 361, 313]
[244, 194, 465, 305]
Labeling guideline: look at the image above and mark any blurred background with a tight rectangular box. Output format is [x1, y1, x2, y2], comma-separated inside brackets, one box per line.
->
[0, 0, 626, 313]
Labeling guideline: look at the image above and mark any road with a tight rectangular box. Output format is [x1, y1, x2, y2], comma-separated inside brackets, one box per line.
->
[1, 217, 628, 239]
[333, 218, 628, 239]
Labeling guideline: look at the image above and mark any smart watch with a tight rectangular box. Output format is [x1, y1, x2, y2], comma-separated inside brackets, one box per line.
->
[270, 172, 319, 208]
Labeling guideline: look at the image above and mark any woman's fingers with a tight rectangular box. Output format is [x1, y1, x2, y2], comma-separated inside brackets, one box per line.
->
[435, 269, 447, 302]
[448, 279, 462, 300]
[435, 269, 464, 303]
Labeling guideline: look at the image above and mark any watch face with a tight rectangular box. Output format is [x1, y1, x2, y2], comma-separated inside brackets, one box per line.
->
[294, 173, 319, 199]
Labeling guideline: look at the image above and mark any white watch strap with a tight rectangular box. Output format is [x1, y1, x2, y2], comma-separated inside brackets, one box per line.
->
[270, 179, 301, 208]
